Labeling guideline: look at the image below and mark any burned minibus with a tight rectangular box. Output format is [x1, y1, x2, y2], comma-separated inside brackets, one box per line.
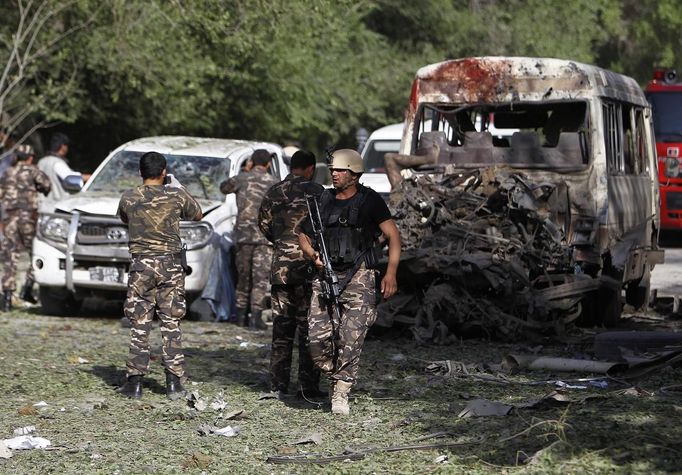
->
[388, 57, 663, 334]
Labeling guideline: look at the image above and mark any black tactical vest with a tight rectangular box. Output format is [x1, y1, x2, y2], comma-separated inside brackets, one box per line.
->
[319, 185, 378, 269]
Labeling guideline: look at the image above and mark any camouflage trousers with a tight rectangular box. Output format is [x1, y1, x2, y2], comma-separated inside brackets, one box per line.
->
[270, 283, 319, 392]
[124, 254, 187, 378]
[234, 243, 273, 311]
[1, 210, 37, 291]
[308, 265, 377, 384]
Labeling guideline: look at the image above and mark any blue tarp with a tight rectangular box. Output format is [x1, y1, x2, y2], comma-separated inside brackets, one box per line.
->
[201, 233, 237, 322]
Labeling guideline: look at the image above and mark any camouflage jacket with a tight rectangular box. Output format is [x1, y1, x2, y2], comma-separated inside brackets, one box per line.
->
[258, 174, 324, 285]
[117, 184, 202, 255]
[220, 167, 277, 245]
[0, 161, 51, 213]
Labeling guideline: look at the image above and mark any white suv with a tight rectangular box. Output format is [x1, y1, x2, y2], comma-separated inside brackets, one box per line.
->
[32, 136, 288, 317]
[359, 123, 401, 199]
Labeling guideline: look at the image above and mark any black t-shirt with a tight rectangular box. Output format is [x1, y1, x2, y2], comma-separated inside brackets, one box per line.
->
[301, 186, 391, 238]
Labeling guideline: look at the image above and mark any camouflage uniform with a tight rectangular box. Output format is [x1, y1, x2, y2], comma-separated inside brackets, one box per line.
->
[258, 174, 323, 392]
[0, 161, 51, 292]
[118, 184, 202, 379]
[221, 168, 277, 312]
[303, 185, 390, 385]
[308, 265, 377, 383]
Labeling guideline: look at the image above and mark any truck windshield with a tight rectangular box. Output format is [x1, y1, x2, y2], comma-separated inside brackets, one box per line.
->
[88, 150, 230, 201]
[647, 91, 682, 142]
[363, 140, 400, 172]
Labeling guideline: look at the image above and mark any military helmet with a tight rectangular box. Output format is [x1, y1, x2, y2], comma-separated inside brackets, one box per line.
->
[330, 149, 364, 173]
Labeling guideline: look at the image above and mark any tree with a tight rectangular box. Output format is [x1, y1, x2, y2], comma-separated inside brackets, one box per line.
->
[0, 0, 95, 150]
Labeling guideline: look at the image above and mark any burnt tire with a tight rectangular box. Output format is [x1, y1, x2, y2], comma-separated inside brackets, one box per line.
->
[579, 286, 622, 327]
[599, 286, 623, 327]
[187, 297, 215, 322]
[39, 286, 83, 316]
[625, 266, 651, 310]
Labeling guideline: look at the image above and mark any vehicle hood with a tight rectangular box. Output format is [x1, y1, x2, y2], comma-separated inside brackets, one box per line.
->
[51, 192, 222, 217]
[359, 172, 391, 195]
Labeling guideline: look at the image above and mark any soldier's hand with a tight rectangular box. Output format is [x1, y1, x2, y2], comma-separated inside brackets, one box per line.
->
[312, 252, 323, 269]
[380, 273, 397, 300]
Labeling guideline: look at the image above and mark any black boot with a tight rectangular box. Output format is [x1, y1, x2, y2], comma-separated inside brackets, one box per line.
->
[249, 310, 267, 331]
[166, 372, 186, 400]
[19, 279, 38, 304]
[117, 375, 143, 399]
[2, 291, 12, 312]
[235, 307, 248, 327]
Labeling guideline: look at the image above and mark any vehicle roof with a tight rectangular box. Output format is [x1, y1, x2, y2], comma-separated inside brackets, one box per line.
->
[413, 56, 647, 107]
[116, 136, 282, 157]
[366, 123, 404, 141]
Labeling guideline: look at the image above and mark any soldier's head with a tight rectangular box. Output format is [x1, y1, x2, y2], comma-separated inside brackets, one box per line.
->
[139, 151, 167, 180]
[251, 149, 272, 169]
[329, 149, 363, 191]
[15, 144, 35, 162]
[50, 132, 69, 157]
[290, 150, 316, 180]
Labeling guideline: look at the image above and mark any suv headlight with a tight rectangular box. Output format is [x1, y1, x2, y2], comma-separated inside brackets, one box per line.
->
[180, 222, 213, 250]
[39, 215, 70, 242]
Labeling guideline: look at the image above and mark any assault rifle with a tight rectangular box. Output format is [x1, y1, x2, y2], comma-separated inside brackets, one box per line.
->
[304, 193, 343, 327]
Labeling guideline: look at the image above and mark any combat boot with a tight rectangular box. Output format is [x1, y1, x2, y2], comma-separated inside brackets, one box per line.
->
[235, 307, 248, 327]
[248, 310, 267, 331]
[331, 381, 352, 416]
[19, 279, 38, 304]
[2, 290, 12, 312]
[165, 372, 186, 401]
[117, 375, 143, 399]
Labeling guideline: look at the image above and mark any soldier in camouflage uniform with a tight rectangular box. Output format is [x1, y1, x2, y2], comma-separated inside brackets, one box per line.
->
[116, 151, 202, 399]
[299, 149, 401, 415]
[0, 144, 51, 312]
[258, 150, 326, 398]
[220, 149, 277, 330]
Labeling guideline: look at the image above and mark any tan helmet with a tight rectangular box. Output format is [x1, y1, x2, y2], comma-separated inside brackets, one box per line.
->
[330, 149, 364, 173]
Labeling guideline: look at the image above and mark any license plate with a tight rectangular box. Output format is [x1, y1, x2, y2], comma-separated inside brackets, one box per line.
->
[89, 266, 122, 283]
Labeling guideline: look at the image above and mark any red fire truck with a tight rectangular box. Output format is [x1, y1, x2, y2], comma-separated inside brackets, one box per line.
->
[645, 68, 682, 230]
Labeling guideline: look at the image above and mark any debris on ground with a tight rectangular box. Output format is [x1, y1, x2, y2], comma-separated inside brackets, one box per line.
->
[3, 435, 51, 450]
[12, 426, 35, 436]
[458, 399, 513, 418]
[210, 391, 227, 411]
[292, 433, 322, 445]
[187, 391, 208, 411]
[197, 424, 240, 437]
[379, 167, 600, 340]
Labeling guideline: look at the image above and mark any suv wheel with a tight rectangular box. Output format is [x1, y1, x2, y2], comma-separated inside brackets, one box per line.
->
[39, 286, 83, 316]
[188, 297, 215, 321]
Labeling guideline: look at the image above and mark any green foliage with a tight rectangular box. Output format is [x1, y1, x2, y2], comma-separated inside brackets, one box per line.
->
[2, 0, 682, 164]
[597, 0, 682, 82]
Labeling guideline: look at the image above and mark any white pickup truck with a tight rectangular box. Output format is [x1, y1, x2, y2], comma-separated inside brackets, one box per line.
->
[32, 136, 288, 317]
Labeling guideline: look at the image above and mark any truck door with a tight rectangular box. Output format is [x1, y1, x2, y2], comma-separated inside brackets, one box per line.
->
[603, 101, 654, 269]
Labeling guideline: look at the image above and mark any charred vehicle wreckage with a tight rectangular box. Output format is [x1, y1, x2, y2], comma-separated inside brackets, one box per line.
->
[376, 57, 664, 341]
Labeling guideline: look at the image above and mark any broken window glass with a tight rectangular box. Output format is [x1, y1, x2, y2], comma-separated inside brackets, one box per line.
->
[88, 151, 231, 201]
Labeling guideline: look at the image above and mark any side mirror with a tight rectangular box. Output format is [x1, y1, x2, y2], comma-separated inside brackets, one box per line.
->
[62, 174, 84, 192]
[665, 157, 680, 178]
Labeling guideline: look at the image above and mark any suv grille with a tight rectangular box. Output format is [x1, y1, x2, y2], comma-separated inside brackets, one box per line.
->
[77, 221, 128, 244]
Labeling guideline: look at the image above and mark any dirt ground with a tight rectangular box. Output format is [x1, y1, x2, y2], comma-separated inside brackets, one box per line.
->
[0, 302, 680, 474]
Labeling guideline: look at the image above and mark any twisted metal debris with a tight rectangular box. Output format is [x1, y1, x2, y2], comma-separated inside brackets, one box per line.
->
[379, 166, 599, 341]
